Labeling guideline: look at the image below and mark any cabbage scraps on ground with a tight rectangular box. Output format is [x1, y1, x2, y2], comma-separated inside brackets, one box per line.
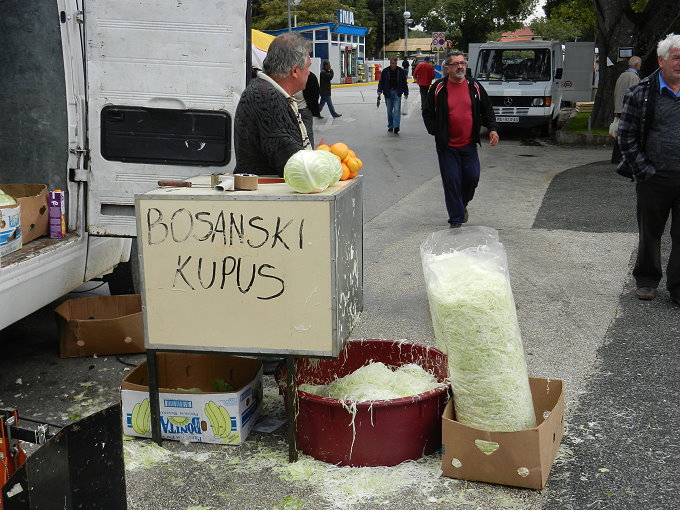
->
[421, 235, 536, 432]
[299, 362, 444, 402]
[284, 149, 342, 193]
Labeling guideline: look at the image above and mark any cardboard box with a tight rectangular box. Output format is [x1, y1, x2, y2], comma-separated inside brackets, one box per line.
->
[0, 203, 22, 257]
[121, 353, 263, 445]
[54, 295, 144, 358]
[2, 184, 49, 244]
[441, 377, 564, 490]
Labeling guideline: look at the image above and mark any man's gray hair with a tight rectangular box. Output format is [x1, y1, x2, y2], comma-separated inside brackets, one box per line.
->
[444, 52, 466, 65]
[657, 33, 680, 61]
[628, 56, 641, 68]
[263, 33, 311, 79]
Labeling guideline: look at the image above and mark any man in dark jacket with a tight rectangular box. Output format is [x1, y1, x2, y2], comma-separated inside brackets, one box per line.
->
[319, 61, 342, 118]
[422, 52, 499, 227]
[617, 33, 680, 304]
[377, 57, 409, 133]
[234, 33, 312, 176]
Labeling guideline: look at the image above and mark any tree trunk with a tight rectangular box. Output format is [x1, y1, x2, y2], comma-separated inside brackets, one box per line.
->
[591, 0, 680, 129]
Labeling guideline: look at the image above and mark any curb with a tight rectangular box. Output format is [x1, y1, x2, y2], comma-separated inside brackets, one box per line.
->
[555, 130, 614, 147]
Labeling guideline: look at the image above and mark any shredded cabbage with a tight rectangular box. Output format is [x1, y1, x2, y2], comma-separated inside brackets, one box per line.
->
[284, 149, 342, 193]
[299, 362, 444, 402]
[421, 232, 536, 432]
[0, 188, 16, 207]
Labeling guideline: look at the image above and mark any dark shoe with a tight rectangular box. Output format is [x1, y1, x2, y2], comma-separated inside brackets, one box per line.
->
[388, 128, 393, 132]
[332, 114, 342, 118]
[449, 223, 461, 228]
[314, 115, 324, 119]
[463, 208, 469, 223]
[394, 127, 400, 134]
[635, 287, 657, 300]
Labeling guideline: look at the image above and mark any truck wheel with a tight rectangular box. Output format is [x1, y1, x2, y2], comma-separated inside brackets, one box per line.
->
[104, 240, 140, 295]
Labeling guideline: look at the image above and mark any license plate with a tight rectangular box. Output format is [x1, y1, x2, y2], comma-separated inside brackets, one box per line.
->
[496, 116, 519, 123]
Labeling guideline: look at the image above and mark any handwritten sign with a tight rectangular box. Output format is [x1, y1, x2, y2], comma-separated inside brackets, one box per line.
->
[136, 179, 363, 356]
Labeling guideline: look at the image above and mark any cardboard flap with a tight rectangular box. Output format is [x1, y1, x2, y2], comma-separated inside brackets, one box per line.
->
[122, 352, 262, 394]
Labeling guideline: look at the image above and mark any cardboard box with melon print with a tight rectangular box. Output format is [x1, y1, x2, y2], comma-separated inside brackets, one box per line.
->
[441, 377, 564, 490]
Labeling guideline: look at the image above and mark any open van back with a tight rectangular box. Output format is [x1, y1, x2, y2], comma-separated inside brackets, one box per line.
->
[82, 0, 249, 236]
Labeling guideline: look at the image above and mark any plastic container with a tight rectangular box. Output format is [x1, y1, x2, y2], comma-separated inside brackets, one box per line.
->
[278, 339, 449, 467]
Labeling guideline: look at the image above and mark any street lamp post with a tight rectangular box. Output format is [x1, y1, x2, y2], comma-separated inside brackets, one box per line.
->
[403, 10, 410, 61]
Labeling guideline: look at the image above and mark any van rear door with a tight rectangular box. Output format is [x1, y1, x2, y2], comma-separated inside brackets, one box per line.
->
[83, 0, 249, 236]
[561, 42, 596, 104]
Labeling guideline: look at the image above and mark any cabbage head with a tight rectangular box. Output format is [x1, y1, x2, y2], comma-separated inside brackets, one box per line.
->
[284, 149, 342, 193]
[0, 188, 17, 207]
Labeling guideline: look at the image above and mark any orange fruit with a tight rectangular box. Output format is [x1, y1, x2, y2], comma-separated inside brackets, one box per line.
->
[348, 149, 357, 159]
[340, 162, 350, 181]
[316, 144, 331, 152]
[355, 157, 363, 170]
[346, 157, 361, 174]
[331, 142, 349, 161]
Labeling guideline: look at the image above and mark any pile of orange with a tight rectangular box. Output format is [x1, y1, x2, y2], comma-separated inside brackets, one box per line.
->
[316, 142, 363, 181]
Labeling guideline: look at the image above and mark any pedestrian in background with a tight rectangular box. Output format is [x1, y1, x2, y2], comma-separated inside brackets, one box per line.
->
[377, 57, 409, 134]
[304, 70, 322, 119]
[422, 52, 498, 228]
[319, 61, 342, 118]
[402, 56, 410, 77]
[413, 56, 435, 109]
[617, 33, 680, 304]
[611, 55, 642, 163]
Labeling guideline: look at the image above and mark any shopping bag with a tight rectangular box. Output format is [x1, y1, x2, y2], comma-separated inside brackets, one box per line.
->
[402, 96, 408, 115]
[608, 117, 619, 138]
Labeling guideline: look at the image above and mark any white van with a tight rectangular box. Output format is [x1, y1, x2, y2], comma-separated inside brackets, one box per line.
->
[467, 40, 595, 135]
[0, 0, 249, 330]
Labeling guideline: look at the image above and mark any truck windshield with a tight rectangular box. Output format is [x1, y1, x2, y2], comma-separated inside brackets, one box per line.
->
[475, 48, 551, 82]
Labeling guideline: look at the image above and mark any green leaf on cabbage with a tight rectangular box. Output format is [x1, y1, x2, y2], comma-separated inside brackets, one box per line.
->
[421, 228, 536, 432]
[0, 188, 17, 206]
[284, 149, 342, 193]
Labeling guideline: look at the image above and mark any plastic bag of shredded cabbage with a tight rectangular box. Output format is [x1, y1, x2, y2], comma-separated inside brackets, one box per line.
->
[420, 227, 536, 432]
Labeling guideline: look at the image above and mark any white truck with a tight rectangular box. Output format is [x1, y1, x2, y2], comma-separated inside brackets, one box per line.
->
[0, 0, 249, 330]
[467, 40, 595, 134]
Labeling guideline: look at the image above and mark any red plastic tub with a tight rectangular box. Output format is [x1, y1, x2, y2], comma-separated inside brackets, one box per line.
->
[279, 339, 449, 467]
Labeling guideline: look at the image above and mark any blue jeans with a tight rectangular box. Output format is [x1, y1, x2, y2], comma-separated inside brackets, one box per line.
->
[436, 144, 480, 225]
[385, 90, 401, 129]
[319, 95, 339, 117]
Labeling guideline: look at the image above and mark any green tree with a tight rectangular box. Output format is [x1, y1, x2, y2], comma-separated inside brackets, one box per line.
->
[417, 0, 536, 50]
[530, 0, 594, 41]
[591, 0, 680, 128]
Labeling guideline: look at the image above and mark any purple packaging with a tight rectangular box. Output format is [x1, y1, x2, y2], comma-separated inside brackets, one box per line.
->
[49, 190, 66, 239]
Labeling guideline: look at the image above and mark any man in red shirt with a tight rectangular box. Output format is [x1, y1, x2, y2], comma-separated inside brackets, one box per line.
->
[422, 52, 499, 227]
[413, 56, 435, 109]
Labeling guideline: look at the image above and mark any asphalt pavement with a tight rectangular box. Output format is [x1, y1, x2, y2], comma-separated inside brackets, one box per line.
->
[1, 82, 677, 510]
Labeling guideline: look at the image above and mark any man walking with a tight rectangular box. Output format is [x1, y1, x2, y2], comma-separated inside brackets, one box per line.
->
[234, 33, 312, 176]
[611, 55, 642, 163]
[422, 52, 498, 228]
[377, 57, 409, 134]
[413, 56, 435, 108]
[618, 33, 680, 304]
[319, 61, 342, 118]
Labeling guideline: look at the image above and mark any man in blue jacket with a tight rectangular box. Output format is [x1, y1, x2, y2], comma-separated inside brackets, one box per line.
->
[422, 52, 499, 227]
[377, 57, 409, 134]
